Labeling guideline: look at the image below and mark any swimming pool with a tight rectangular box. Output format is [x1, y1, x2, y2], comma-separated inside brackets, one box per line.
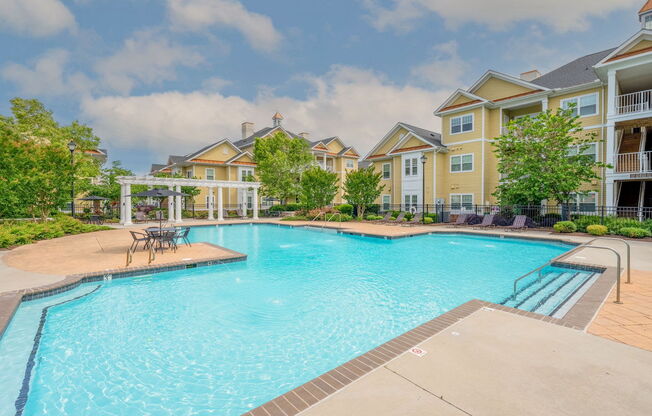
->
[0, 224, 578, 415]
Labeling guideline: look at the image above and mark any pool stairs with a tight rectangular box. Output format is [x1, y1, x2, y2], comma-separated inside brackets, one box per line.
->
[500, 268, 598, 317]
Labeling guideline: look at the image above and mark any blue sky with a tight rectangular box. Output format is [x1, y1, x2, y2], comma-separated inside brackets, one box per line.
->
[0, 0, 646, 173]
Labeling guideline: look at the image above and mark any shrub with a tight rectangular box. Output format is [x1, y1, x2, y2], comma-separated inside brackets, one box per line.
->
[424, 213, 438, 222]
[424, 217, 433, 224]
[404, 212, 414, 221]
[619, 227, 651, 238]
[391, 210, 401, 218]
[389, 216, 397, 221]
[284, 203, 301, 211]
[0, 216, 110, 249]
[281, 215, 307, 221]
[269, 205, 286, 212]
[572, 215, 602, 232]
[586, 224, 608, 236]
[335, 204, 353, 215]
[365, 214, 383, 221]
[553, 221, 577, 233]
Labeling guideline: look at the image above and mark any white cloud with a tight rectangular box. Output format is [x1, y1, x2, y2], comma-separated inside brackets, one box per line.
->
[95, 30, 204, 95]
[1, 49, 92, 96]
[410, 41, 470, 88]
[167, 0, 283, 52]
[0, 0, 76, 37]
[80, 65, 450, 167]
[364, 0, 642, 33]
[202, 76, 232, 91]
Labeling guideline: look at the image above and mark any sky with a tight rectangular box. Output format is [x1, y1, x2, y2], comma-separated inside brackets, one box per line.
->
[0, 0, 647, 173]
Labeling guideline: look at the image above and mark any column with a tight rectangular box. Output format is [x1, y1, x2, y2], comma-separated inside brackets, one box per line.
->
[242, 190, 248, 217]
[542, 97, 548, 111]
[175, 185, 182, 223]
[168, 185, 175, 222]
[147, 185, 153, 206]
[606, 122, 616, 177]
[605, 179, 616, 208]
[124, 184, 132, 225]
[217, 187, 224, 221]
[119, 183, 126, 224]
[607, 70, 617, 118]
[253, 187, 259, 220]
[208, 187, 215, 220]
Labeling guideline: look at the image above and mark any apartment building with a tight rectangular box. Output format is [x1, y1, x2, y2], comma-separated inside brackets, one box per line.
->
[150, 113, 359, 208]
[364, 2, 652, 213]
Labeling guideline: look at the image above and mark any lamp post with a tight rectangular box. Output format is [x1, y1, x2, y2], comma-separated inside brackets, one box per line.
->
[420, 154, 427, 224]
[67, 140, 77, 218]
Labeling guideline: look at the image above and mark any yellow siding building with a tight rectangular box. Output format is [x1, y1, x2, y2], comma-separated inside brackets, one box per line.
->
[364, 3, 652, 214]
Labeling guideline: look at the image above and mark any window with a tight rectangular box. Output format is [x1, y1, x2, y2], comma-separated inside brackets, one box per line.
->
[450, 154, 473, 173]
[382, 163, 391, 179]
[205, 194, 214, 207]
[451, 114, 473, 134]
[186, 170, 193, 179]
[240, 168, 254, 181]
[450, 194, 473, 210]
[567, 143, 597, 162]
[205, 168, 215, 180]
[569, 192, 597, 213]
[561, 93, 598, 118]
[404, 157, 418, 176]
[404, 194, 418, 210]
[346, 159, 354, 169]
[382, 195, 391, 211]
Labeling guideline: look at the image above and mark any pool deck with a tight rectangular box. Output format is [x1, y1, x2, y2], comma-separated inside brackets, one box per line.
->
[1, 219, 652, 415]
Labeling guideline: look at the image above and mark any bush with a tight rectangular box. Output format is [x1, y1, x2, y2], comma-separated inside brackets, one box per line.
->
[586, 224, 608, 236]
[572, 215, 602, 233]
[424, 217, 433, 224]
[0, 216, 110, 248]
[285, 203, 301, 212]
[553, 221, 577, 233]
[619, 227, 651, 238]
[335, 204, 353, 215]
[404, 212, 414, 221]
[269, 205, 286, 212]
[365, 214, 384, 221]
[281, 215, 307, 221]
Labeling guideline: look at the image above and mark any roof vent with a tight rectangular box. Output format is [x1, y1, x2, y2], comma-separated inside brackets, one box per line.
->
[520, 70, 541, 82]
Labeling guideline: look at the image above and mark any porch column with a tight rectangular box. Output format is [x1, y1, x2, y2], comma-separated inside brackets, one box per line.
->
[217, 186, 224, 221]
[168, 185, 175, 222]
[605, 179, 616, 207]
[124, 184, 132, 226]
[119, 183, 126, 224]
[542, 97, 548, 111]
[253, 187, 259, 220]
[147, 186, 153, 206]
[242, 189, 248, 217]
[175, 185, 182, 223]
[606, 122, 616, 178]
[607, 70, 617, 118]
[208, 187, 215, 220]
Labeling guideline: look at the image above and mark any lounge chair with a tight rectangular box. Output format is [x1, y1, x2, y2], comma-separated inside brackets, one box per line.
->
[452, 214, 469, 227]
[505, 215, 527, 231]
[403, 212, 422, 225]
[386, 212, 406, 225]
[377, 212, 392, 222]
[473, 214, 495, 229]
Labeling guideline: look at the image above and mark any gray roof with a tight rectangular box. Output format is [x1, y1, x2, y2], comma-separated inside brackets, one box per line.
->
[532, 48, 616, 89]
[401, 123, 444, 147]
[168, 155, 186, 165]
[233, 126, 305, 148]
[150, 164, 166, 173]
[358, 161, 371, 169]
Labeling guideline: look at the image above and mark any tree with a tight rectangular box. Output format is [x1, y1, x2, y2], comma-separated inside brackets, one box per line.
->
[87, 161, 134, 201]
[253, 132, 314, 203]
[0, 98, 102, 219]
[343, 167, 384, 219]
[153, 172, 201, 209]
[493, 106, 609, 209]
[299, 167, 339, 210]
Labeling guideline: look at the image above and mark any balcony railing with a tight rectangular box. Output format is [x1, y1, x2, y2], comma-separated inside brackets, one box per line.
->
[616, 151, 652, 173]
[616, 89, 652, 115]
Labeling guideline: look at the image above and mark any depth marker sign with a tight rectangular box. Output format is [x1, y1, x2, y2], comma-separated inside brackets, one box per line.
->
[409, 347, 427, 357]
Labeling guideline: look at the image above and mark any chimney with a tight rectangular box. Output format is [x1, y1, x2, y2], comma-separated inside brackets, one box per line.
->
[299, 132, 310, 140]
[241, 122, 254, 139]
[520, 69, 541, 82]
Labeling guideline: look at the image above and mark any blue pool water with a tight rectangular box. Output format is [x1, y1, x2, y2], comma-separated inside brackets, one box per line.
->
[0, 224, 574, 415]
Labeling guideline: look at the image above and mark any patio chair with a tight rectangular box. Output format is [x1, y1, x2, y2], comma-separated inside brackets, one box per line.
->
[403, 212, 422, 225]
[378, 212, 392, 222]
[452, 214, 469, 227]
[129, 231, 151, 252]
[236, 208, 247, 218]
[473, 214, 495, 229]
[134, 211, 148, 223]
[505, 215, 528, 231]
[386, 212, 406, 225]
[223, 209, 230, 219]
[174, 227, 192, 247]
[157, 231, 178, 252]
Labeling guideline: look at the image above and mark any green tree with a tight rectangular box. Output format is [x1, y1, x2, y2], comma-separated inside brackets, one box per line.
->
[342, 167, 384, 219]
[153, 172, 201, 208]
[87, 161, 134, 201]
[299, 167, 339, 210]
[493, 106, 609, 208]
[0, 98, 101, 219]
[253, 132, 314, 203]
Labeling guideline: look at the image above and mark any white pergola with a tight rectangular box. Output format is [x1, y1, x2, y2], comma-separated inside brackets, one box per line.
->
[116, 176, 261, 225]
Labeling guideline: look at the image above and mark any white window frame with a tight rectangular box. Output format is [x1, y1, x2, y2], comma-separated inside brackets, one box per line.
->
[561, 93, 599, 118]
[345, 159, 354, 169]
[450, 193, 474, 211]
[239, 167, 254, 181]
[404, 157, 419, 177]
[450, 113, 474, 135]
[569, 192, 598, 213]
[382, 194, 391, 211]
[382, 163, 391, 180]
[205, 168, 215, 180]
[404, 193, 418, 211]
[567, 142, 598, 162]
[186, 169, 193, 179]
[449, 153, 474, 173]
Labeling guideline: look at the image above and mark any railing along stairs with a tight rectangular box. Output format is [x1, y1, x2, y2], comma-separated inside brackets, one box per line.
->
[126, 242, 156, 267]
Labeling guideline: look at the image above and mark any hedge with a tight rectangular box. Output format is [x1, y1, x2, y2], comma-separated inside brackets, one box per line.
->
[0, 215, 111, 248]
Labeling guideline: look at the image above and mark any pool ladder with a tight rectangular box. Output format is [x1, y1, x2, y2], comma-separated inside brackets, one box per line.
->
[126, 243, 156, 267]
[311, 211, 344, 229]
[511, 238, 631, 304]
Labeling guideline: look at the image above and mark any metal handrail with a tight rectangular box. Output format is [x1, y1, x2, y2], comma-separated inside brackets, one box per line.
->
[513, 243, 624, 303]
[585, 238, 630, 284]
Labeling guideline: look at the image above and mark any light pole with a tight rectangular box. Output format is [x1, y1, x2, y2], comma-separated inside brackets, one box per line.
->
[420, 154, 427, 224]
[67, 140, 77, 218]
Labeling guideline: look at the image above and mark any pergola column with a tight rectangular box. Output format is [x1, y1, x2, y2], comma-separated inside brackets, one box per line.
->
[168, 185, 175, 223]
[253, 187, 259, 220]
[208, 187, 215, 220]
[120, 184, 126, 224]
[242, 191, 248, 217]
[175, 185, 182, 223]
[217, 187, 224, 221]
[124, 184, 132, 225]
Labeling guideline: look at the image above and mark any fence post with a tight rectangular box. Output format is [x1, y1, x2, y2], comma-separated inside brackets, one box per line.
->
[601, 205, 605, 225]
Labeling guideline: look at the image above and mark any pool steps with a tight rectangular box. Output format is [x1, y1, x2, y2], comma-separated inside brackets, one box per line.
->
[501, 269, 598, 317]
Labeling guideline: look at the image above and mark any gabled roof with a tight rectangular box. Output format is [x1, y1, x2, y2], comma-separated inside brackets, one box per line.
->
[468, 70, 549, 94]
[401, 123, 443, 147]
[168, 155, 186, 165]
[338, 146, 360, 157]
[596, 30, 652, 66]
[435, 89, 488, 114]
[232, 126, 303, 149]
[532, 48, 615, 88]
[150, 164, 166, 173]
[225, 151, 255, 165]
[363, 122, 443, 161]
[185, 139, 240, 161]
[641, 0, 652, 13]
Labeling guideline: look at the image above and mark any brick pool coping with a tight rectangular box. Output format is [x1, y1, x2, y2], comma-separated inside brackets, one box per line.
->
[0, 221, 620, 415]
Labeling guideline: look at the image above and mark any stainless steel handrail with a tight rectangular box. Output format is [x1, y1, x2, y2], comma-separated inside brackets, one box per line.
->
[512, 243, 624, 304]
[584, 238, 631, 284]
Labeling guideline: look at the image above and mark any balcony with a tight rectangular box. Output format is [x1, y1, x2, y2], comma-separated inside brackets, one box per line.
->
[616, 151, 652, 173]
[616, 89, 652, 115]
